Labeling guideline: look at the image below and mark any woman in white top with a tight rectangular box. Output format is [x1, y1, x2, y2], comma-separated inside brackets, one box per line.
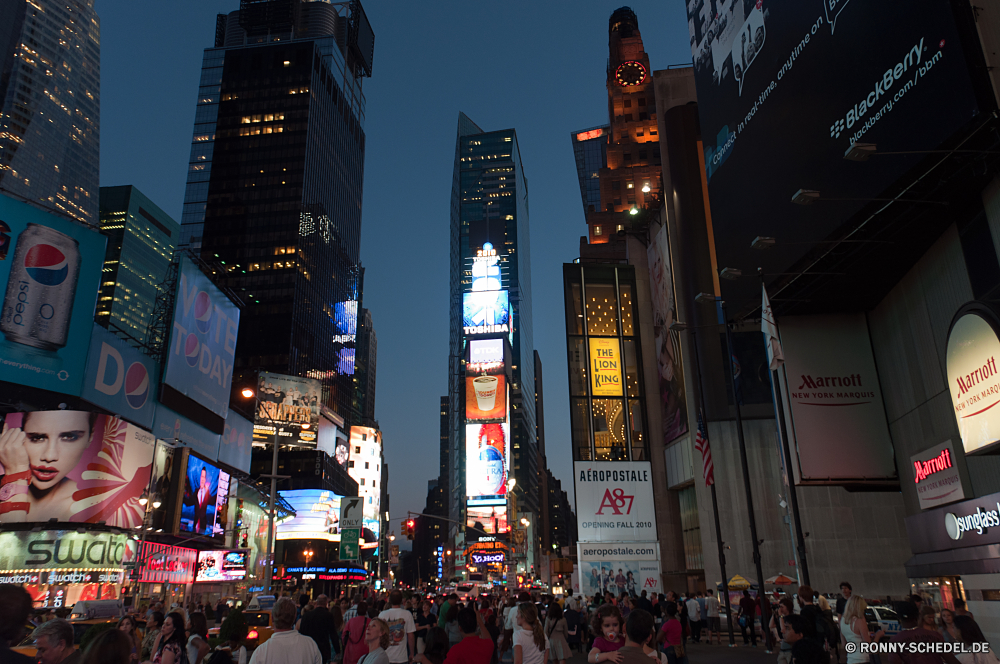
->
[840, 595, 884, 664]
[513, 603, 549, 664]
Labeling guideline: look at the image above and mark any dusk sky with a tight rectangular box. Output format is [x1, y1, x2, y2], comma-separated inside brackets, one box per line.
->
[96, 0, 693, 533]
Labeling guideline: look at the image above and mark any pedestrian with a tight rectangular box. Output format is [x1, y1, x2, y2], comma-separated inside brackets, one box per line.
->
[444, 604, 461, 646]
[705, 589, 720, 644]
[378, 590, 416, 664]
[344, 595, 362, 621]
[0, 585, 34, 664]
[343, 602, 371, 664]
[952, 615, 998, 663]
[361, 618, 391, 664]
[544, 602, 571, 664]
[299, 595, 337, 664]
[81, 629, 132, 664]
[248, 597, 322, 664]
[739, 590, 758, 647]
[117, 615, 140, 664]
[798, 585, 838, 661]
[564, 598, 583, 654]
[513, 603, 549, 664]
[152, 613, 187, 664]
[413, 627, 449, 664]
[954, 599, 975, 622]
[33, 619, 81, 664]
[187, 613, 211, 664]
[684, 593, 702, 643]
[940, 609, 961, 644]
[782, 614, 827, 664]
[443, 608, 492, 664]
[589, 603, 625, 662]
[771, 598, 794, 664]
[841, 595, 884, 664]
[886, 601, 960, 664]
[836, 583, 853, 621]
[657, 602, 686, 664]
[614, 610, 658, 664]
[142, 611, 164, 662]
[919, 606, 938, 632]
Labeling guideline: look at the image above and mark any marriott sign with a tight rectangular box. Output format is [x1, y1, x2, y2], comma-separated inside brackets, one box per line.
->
[947, 308, 1000, 454]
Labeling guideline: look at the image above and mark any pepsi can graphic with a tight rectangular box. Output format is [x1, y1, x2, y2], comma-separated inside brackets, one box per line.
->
[1, 223, 81, 350]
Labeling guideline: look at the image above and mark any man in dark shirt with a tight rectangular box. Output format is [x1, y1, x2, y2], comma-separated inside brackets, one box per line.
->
[738, 590, 758, 646]
[835, 582, 852, 619]
[0, 585, 35, 664]
[618, 609, 658, 664]
[887, 601, 961, 664]
[299, 594, 337, 663]
[783, 614, 827, 664]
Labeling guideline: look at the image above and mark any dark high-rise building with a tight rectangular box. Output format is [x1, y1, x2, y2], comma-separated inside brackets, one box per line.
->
[439, 396, 449, 502]
[356, 306, 377, 425]
[448, 113, 537, 543]
[97, 186, 180, 344]
[179, 0, 375, 424]
[0, 0, 100, 224]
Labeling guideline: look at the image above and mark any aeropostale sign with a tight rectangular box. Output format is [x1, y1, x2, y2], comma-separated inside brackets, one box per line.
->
[946, 309, 1000, 454]
[910, 440, 964, 510]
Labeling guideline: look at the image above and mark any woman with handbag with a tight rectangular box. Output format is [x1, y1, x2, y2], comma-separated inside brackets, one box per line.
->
[656, 603, 687, 664]
[342, 601, 371, 664]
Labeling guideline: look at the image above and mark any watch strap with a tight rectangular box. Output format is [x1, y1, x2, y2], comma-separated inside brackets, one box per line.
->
[1, 470, 30, 486]
[0, 500, 28, 514]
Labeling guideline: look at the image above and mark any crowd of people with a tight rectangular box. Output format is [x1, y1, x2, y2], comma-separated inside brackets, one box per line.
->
[2, 582, 998, 664]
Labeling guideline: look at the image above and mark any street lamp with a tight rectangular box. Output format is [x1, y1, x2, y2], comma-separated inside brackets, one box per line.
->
[241, 388, 254, 398]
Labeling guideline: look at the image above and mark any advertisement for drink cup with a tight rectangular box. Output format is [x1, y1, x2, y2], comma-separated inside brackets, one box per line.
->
[0, 194, 107, 395]
[465, 374, 506, 422]
[0, 411, 154, 526]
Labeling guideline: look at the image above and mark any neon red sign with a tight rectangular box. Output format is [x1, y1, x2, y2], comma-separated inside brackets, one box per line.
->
[914, 448, 953, 484]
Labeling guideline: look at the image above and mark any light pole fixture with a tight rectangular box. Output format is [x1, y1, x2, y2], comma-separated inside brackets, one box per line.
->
[242, 386, 286, 595]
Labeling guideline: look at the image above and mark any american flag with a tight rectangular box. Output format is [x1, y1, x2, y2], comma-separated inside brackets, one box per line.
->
[694, 410, 715, 486]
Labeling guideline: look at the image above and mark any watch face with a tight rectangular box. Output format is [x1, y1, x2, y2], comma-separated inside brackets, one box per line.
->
[615, 61, 647, 86]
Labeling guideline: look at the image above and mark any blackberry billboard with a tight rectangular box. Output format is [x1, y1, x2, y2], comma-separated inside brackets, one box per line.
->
[686, 0, 982, 288]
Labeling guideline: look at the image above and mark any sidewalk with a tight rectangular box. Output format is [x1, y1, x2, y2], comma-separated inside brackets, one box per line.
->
[566, 642, 781, 663]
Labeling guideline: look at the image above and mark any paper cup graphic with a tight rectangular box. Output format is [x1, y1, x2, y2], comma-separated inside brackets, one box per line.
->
[473, 376, 499, 412]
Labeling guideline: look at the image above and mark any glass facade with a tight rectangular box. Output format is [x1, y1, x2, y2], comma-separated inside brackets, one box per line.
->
[184, 21, 368, 425]
[563, 263, 649, 462]
[97, 186, 180, 344]
[570, 125, 609, 216]
[0, 0, 100, 224]
[449, 114, 537, 523]
[678, 485, 703, 571]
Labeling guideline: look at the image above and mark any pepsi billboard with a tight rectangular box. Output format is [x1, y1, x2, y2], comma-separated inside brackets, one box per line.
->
[0, 194, 106, 395]
[163, 257, 240, 419]
[82, 325, 158, 428]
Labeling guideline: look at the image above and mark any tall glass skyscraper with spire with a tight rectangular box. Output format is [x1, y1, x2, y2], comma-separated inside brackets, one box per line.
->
[448, 113, 537, 546]
[0, 0, 100, 224]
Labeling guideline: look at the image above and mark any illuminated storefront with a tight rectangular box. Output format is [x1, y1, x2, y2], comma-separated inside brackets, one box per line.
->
[0, 530, 135, 609]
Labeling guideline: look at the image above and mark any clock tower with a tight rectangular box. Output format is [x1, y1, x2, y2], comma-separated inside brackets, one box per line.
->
[586, 7, 661, 244]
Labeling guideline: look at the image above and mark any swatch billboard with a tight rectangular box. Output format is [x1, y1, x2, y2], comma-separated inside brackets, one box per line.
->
[164, 257, 240, 419]
[685, 0, 983, 305]
[0, 194, 106, 395]
[82, 324, 158, 429]
[0, 411, 154, 527]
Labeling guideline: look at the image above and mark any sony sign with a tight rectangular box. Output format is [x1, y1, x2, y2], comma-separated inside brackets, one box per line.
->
[946, 308, 1000, 454]
[911, 440, 964, 510]
[0, 530, 132, 572]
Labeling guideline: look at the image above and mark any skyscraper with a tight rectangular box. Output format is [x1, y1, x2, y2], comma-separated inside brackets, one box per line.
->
[179, 0, 375, 424]
[97, 186, 180, 344]
[0, 0, 100, 224]
[448, 113, 537, 549]
[355, 306, 377, 425]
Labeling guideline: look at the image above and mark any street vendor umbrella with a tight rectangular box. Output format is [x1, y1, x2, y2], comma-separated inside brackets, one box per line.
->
[765, 574, 797, 586]
[724, 574, 754, 590]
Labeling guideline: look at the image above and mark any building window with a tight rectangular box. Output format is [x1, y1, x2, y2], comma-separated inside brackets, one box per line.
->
[594, 226, 602, 236]
[624, 99, 632, 108]
[639, 112, 648, 120]
[624, 113, 633, 121]
[613, 198, 621, 206]
[365, 462, 369, 469]
[638, 98, 646, 106]
[355, 446, 361, 453]
[623, 153, 632, 162]
[348, 460, 354, 468]
[639, 151, 647, 160]
[612, 181, 620, 190]
[361, 478, 365, 485]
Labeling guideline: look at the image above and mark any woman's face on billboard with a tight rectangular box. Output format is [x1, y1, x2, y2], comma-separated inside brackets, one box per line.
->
[22, 410, 92, 490]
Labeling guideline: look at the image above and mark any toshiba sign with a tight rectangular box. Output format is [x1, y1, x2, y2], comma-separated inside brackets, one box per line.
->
[574, 461, 657, 543]
[946, 306, 1000, 455]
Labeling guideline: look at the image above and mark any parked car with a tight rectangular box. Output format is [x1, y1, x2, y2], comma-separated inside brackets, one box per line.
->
[866, 606, 902, 637]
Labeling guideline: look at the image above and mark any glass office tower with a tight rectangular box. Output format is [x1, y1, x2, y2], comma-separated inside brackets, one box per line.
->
[97, 186, 180, 344]
[179, 1, 373, 425]
[448, 113, 537, 531]
[0, 0, 100, 224]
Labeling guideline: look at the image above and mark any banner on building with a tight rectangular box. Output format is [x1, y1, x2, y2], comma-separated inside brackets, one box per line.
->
[776, 314, 897, 484]
[911, 440, 964, 510]
[255, 372, 322, 427]
[647, 224, 687, 442]
[589, 338, 623, 397]
[82, 325, 158, 428]
[578, 542, 661, 596]
[574, 461, 657, 543]
[220, 411, 252, 473]
[152, 403, 221, 461]
[0, 412, 154, 527]
[163, 257, 240, 419]
[946, 307, 1000, 455]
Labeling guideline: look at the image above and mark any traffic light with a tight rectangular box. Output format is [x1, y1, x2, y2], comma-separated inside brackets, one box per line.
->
[404, 519, 416, 540]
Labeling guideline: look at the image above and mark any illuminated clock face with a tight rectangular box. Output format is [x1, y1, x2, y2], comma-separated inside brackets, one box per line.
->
[615, 61, 647, 86]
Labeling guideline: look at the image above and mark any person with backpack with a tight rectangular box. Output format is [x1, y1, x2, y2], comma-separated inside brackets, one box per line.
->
[797, 586, 836, 663]
[343, 601, 372, 664]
